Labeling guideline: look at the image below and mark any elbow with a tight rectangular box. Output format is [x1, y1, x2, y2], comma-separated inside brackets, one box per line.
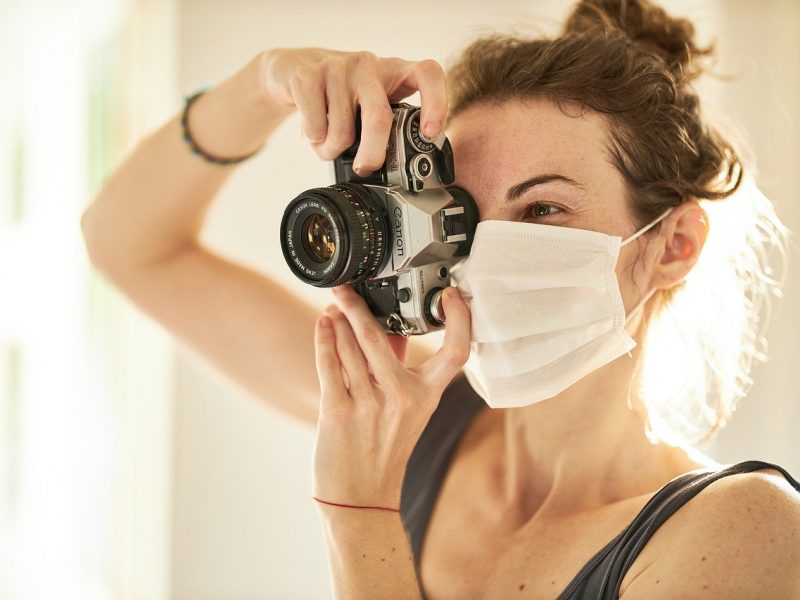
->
[80, 203, 121, 274]
[80, 206, 99, 263]
[80, 205, 106, 270]
[80, 203, 195, 275]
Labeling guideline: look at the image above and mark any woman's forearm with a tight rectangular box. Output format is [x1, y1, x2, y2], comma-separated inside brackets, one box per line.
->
[319, 508, 423, 599]
[81, 51, 293, 269]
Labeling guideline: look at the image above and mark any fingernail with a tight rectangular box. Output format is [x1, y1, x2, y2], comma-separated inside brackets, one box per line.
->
[423, 120, 440, 137]
[353, 163, 371, 177]
[320, 316, 331, 328]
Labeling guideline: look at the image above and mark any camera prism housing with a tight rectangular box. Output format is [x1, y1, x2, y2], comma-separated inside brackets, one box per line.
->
[280, 102, 478, 336]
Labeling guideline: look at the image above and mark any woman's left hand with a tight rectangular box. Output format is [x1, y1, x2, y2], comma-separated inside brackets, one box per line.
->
[312, 284, 471, 510]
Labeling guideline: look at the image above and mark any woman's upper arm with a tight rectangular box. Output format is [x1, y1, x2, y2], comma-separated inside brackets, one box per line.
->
[97, 242, 323, 427]
[92, 239, 441, 428]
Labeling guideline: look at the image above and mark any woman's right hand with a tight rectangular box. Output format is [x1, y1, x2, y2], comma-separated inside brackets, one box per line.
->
[258, 47, 448, 177]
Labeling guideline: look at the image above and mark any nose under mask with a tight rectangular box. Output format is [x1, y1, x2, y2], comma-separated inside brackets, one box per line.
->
[449, 208, 672, 409]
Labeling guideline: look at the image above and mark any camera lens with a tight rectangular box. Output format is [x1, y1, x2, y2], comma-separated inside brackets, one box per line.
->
[280, 183, 390, 287]
[303, 213, 336, 263]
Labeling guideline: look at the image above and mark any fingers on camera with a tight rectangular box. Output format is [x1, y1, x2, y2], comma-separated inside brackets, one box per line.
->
[407, 59, 448, 137]
[312, 80, 355, 161]
[291, 65, 328, 144]
[300, 54, 446, 172]
[353, 82, 393, 175]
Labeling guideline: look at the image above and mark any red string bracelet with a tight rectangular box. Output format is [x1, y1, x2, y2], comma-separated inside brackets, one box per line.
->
[312, 496, 401, 513]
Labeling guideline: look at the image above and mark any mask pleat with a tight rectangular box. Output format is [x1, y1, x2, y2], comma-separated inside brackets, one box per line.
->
[471, 317, 615, 377]
[452, 212, 665, 409]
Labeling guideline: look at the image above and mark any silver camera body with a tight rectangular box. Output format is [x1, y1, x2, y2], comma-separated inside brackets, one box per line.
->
[280, 103, 477, 336]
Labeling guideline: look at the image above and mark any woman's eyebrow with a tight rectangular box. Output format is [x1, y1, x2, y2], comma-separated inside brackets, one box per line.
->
[505, 174, 586, 203]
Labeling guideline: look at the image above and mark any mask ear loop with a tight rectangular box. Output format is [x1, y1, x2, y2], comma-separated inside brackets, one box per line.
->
[621, 207, 674, 247]
[624, 287, 658, 326]
[622, 287, 658, 359]
[621, 207, 675, 338]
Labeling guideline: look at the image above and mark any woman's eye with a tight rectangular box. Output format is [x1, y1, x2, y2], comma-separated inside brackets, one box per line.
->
[525, 202, 562, 219]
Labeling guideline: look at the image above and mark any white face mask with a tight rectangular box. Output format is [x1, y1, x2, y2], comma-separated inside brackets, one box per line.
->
[449, 208, 672, 409]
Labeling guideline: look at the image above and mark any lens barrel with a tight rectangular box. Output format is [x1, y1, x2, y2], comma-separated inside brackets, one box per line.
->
[280, 183, 390, 287]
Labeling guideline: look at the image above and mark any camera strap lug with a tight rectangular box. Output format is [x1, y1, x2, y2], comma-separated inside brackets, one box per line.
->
[386, 312, 415, 337]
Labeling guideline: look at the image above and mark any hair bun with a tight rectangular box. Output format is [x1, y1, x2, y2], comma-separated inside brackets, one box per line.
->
[563, 0, 714, 82]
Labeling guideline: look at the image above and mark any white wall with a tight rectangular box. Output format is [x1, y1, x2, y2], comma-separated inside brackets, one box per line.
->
[170, 1, 800, 598]
[703, 0, 800, 475]
[1, 1, 178, 598]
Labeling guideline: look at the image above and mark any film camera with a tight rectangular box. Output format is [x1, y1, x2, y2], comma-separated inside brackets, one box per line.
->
[280, 103, 478, 336]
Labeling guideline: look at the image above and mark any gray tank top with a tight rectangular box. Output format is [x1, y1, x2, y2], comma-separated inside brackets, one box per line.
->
[400, 373, 800, 600]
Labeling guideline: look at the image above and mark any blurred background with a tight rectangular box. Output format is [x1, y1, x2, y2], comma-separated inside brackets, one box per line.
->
[0, 0, 798, 598]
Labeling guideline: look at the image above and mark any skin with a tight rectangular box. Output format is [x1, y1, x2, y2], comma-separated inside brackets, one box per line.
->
[414, 98, 716, 598]
[414, 97, 799, 600]
[443, 97, 717, 519]
[313, 284, 471, 510]
[313, 284, 471, 599]
[81, 47, 800, 599]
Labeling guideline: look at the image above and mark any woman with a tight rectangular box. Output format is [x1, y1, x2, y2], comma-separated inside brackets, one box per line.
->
[81, 0, 800, 597]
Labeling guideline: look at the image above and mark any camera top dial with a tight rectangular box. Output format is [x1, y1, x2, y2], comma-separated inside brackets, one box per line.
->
[405, 109, 436, 153]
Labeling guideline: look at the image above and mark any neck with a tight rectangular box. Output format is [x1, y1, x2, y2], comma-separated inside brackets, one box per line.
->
[481, 326, 718, 527]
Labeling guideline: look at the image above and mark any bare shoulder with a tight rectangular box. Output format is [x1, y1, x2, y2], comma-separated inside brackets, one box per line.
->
[621, 466, 800, 599]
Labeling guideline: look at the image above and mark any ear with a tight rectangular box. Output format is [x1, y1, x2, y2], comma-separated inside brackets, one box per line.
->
[650, 199, 709, 290]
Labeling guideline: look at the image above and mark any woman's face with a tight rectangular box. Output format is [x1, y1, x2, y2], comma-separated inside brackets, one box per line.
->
[446, 97, 654, 311]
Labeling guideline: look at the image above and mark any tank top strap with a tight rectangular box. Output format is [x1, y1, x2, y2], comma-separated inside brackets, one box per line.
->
[400, 372, 485, 572]
[558, 459, 800, 599]
[400, 371, 800, 600]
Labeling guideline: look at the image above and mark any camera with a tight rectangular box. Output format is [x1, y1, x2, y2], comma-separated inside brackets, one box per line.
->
[280, 102, 478, 336]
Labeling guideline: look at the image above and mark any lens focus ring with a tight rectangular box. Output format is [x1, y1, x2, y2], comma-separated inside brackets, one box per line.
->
[280, 183, 389, 287]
